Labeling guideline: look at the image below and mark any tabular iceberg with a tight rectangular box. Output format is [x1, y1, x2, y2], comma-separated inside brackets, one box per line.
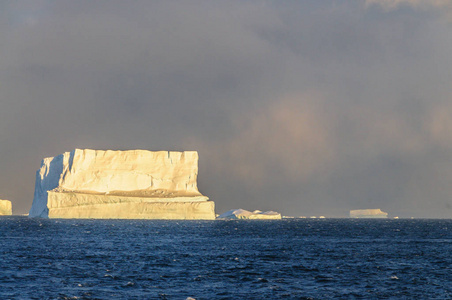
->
[0, 199, 12, 215]
[350, 209, 388, 218]
[29, 149, 215, 219]
[217, 209, 281, 220]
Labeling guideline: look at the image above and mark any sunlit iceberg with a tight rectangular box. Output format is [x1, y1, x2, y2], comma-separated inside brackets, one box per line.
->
[0, 199, 12, 215]
[217, 209, 281, 220]
[29, 149, 215, 219]
[350, 209, 388, 218]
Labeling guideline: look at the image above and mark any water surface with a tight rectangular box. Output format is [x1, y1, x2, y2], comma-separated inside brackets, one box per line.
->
[0, 217, 451, 299]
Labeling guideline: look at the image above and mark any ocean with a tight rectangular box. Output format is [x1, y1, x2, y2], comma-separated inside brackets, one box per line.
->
[0, 217, 451, 299]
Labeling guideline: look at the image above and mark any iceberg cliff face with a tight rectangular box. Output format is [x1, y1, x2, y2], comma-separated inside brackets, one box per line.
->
[350, 209, 388, 218]
[0, 199, 12, 215]
[29, 149, 215, 219]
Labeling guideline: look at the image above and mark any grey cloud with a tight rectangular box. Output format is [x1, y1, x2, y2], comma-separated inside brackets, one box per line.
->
[196, 90, 452, 217]
[0, 1, 451, 218]
[365, 0, 452, 10]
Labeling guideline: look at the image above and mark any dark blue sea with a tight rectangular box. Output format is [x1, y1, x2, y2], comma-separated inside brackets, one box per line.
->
[0, 217, 451, 299]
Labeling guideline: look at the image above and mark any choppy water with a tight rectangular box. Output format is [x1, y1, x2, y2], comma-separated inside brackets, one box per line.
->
[0, 217, 451, 299]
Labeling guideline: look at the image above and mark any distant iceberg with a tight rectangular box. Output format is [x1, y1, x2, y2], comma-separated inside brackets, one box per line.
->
[217, 209, 281, 220]
[0, 199, 12, 216]
[350, 209, 388, 218]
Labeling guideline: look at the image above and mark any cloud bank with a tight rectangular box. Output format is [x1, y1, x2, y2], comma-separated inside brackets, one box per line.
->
[366, 0, 451, 10]
[0, 1, 451, 217]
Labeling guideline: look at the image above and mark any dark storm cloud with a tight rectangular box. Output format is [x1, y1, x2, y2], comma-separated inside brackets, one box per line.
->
[1, 0, 451, 217]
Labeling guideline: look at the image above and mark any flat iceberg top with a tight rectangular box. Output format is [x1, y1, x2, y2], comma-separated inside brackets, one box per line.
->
[217, 209, 281, 220]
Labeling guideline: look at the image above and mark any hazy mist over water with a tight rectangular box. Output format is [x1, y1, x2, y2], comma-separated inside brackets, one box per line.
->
[1, 1, 452, 218]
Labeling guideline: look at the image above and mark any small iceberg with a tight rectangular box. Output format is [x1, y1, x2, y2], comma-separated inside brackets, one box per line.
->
[217, 209, 281, 220]
[350, 209, 388, 218]
[0, 199, 12, 216]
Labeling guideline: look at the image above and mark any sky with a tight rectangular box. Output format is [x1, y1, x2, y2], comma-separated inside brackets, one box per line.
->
[1, 0, 451, 218]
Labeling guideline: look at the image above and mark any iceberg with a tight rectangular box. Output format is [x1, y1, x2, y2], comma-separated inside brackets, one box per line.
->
[29, 149, 215, 219]
[349, 209, 388, 218]
[217, 209, 281, 220]
[0, 199, 12, 215]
